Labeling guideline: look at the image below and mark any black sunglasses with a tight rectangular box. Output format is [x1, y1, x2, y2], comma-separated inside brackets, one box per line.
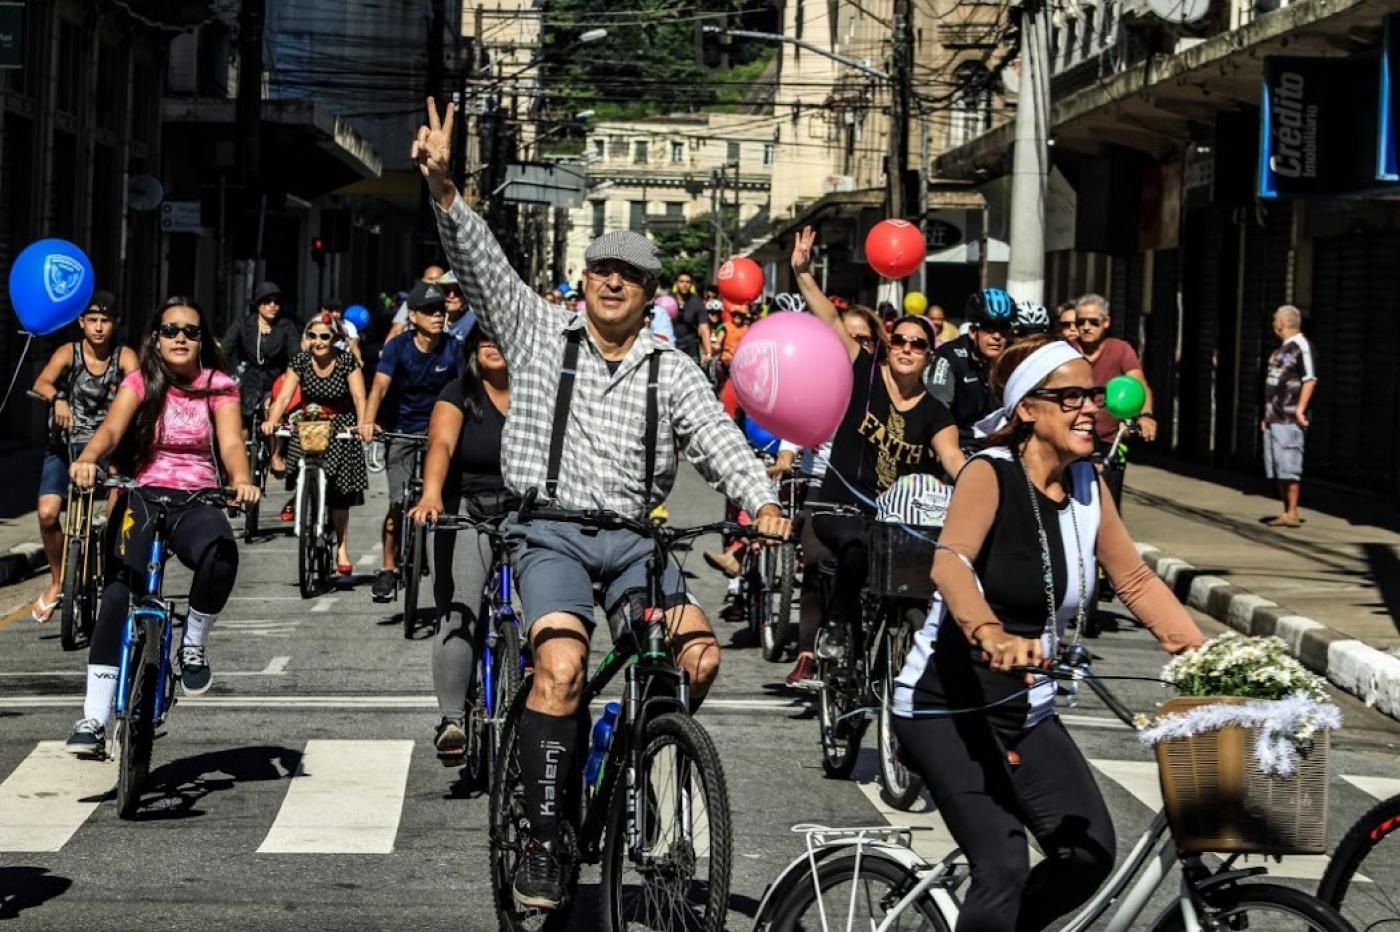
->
[890, 333, 930, 353]
[853, 334, 874, 348]
[1075, 317, 1106, 328]
[156, 323, 202, 341]
[1058, 320, 1078, 330]
[586, 261, 648, 286]
[1026, 385, 1106, 410]
[414, 306, 448, 318]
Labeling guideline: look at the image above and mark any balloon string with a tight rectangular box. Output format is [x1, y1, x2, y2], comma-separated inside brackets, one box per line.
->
[0, 332, 35, 418]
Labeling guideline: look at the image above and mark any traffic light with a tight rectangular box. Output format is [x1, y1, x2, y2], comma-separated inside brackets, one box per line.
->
[697, 23, 724, 68]
[312, 236, 326, 266]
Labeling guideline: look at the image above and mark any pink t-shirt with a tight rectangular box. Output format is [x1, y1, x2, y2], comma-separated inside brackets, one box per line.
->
[122, 369, 239, 490]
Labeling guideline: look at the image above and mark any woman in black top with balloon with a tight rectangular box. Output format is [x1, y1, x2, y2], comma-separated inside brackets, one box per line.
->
[408, 323, 516, 759]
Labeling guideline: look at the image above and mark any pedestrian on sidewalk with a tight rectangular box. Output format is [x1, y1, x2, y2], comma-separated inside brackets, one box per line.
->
[29, 291, 140, 623]
[1261, 304, 1317, 528]
[1073, 293, 1156, 506]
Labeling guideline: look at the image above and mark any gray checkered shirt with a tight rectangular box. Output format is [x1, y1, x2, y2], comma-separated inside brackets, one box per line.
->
[434, 195, 779, 519]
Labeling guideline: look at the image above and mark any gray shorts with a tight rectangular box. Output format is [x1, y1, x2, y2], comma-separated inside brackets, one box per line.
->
[503, 516, 691, 637]
[385, 437, 424, 506]
[1264, 422, 1305, 481]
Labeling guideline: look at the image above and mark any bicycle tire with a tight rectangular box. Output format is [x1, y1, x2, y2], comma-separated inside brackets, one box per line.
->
[315, 501, 333, 593]
[488, 620, 524, 784]
[762, 543, 796, 663]
[746, 561, 767, 646]
[766, 849, 950, 931]
[1318, 792, 1400, 931]
[244, 439, 263, 542]
[878, 608, 924, 810]
[297, 471, 320, 599]
[816, 624, 863, 779]
[402, 522, 425, 639]
[599, 711, 733, 932]
[60, 540, 83, 651]
[1150, 881, 1353, 932]
[116, 616, 162, 820]
[489, 678, 575, 932]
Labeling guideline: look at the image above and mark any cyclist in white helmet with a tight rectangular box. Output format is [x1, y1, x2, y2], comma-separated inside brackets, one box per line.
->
[1013, 300, 1051, 339]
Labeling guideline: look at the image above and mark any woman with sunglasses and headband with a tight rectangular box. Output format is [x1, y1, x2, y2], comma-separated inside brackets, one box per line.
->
[890, 334, 1204, 932]
[783, 226, 966, 688]
[262, 314, 371, 575]
[64, 298, 261, 757]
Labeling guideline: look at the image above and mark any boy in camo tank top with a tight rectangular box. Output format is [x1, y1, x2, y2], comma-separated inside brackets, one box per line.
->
[29, 291, 139, 622]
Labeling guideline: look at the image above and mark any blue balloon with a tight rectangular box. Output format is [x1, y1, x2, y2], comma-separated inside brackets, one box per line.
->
[8, 238, 94, 336]
[343, 303, 371, 331]
[744, 416, 781, 455]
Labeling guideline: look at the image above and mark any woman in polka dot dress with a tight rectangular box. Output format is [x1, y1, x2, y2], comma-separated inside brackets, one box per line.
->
[262, 314, 370, 574]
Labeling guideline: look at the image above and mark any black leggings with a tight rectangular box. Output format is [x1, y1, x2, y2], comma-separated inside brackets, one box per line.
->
[893, 713, 1115, 932]
[796, 513, 867, 653]
[88, 500, 239, 667]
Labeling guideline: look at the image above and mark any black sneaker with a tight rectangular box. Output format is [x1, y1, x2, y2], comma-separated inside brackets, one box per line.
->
[512, 837, 565, 911]
[179, 645, 213, 695]
[371, 569, 396, 603]
[434, 717, 466, 763]
[65, 718, 106, 758]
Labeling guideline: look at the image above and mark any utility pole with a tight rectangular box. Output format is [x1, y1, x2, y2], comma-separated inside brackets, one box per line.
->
[1007, 0, 1051, 303]
[731, 158, 740, 251]
[888, 0, 913, 220]
[711, 168, 723, 280]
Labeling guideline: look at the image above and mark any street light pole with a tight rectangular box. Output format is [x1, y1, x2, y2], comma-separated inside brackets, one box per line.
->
[1007, 0, 1051, 304]
[888, 0, 912, 219]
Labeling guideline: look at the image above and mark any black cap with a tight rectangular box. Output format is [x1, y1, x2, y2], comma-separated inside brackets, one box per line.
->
[250, 281, 283, 304]
[408, 280, 446, 309]
[86, 290, 118, 313]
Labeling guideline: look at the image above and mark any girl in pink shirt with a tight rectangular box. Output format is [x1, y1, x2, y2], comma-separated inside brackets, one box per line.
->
[64, 297, 261, 759]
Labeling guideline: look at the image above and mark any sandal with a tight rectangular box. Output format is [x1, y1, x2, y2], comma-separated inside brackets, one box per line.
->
[31, 593, 61, 623]
[337, 561, 354, 575]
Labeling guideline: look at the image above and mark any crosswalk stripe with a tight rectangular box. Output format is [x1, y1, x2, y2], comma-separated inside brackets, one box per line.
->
[257, 739, 413, 854]
[0, 741, 115, 852]
[1343, 775, 1400, 801]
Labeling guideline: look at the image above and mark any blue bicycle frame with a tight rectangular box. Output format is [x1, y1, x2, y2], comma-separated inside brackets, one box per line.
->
[113, 508, 176, 723]
[480, 537, 523, 720]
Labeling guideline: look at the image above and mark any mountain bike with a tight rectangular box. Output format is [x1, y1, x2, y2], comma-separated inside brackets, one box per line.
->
[106, 480, 239, 820]
[58, 478, 103, 652]
[490, 500, 776, 931]
[242, 430, 270, 542]
[756, 472, 810, 663]
[1318, 790, 1400, 932]
[754, 643, 1353, 932]
[425, 510, 526, 792]
[377, 430, 429, 636]
[276, 425, 356, 598]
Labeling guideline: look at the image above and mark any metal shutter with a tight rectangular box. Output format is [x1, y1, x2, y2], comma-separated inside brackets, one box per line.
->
[1178, 210, 1225, 462]
[1234, 202, 1293, 471]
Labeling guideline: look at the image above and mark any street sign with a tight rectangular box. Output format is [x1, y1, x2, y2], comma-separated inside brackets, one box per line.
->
[500, 162, 586, 208]
[159, 200, 203, 234]
[0, 3, 23, 70]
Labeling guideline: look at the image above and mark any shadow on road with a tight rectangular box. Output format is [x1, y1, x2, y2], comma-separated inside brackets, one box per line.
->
[122, 744, 303, 821]
[0, 866, 72, 919]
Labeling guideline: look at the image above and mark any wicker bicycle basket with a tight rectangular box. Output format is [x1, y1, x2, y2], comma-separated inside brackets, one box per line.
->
[865, 521, 939, 601]
[296, 420, 332, 455]
[1153, 696, 1330, 855]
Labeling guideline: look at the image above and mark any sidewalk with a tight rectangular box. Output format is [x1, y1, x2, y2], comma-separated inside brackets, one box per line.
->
[1122, 459, 1400, 718]
[0, 446, 56, 609]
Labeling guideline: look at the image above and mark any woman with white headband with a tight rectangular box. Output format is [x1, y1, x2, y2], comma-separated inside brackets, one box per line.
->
[890, 332, 1205, 932]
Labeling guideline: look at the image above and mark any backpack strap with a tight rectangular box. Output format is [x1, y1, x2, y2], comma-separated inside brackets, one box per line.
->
[642, 349, 661, 510]
[544, 328, 583, 500]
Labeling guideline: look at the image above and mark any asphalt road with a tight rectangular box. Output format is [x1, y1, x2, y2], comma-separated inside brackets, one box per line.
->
[1, 464, 1398, 930]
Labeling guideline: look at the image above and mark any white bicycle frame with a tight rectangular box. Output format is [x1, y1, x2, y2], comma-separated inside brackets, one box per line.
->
[279, 428, 354, 544]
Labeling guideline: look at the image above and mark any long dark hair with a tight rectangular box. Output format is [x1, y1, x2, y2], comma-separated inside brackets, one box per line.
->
[124, 296, 229, 477]
[456, 325, 503, 420]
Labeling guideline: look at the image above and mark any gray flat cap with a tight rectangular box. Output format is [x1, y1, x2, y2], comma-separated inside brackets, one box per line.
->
[584, 231, 662, 278]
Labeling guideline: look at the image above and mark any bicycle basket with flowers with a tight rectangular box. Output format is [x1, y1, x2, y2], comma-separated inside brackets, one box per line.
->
[1139, 632, 1341, 854]
[289, 403, 334, 455]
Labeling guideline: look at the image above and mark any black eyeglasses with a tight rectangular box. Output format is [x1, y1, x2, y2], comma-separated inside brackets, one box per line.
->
[156, 323, 202, 341]
[585, 261, 648, 286]
[1058, 320, 1078, 331]
[1026, 385, 1106, 410]
[306, 331, 334, 342]
[890, 333, 931, 353]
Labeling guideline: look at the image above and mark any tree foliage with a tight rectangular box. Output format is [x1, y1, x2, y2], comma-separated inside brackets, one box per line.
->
[652, 213, 721, 284]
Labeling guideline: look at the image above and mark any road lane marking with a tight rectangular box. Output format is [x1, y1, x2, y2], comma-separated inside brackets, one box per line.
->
[356, 554, 376, 568]
[311, 597, 337, 613]
[0, 603, 34, 631]
[264, 656, 291, 674]
[257, 739, 413, 854]
[1344, 775, 1400, 800]
[0, 741, 115, 852]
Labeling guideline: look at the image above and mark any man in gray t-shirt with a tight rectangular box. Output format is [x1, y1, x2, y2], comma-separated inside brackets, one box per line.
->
[1260, 304, 1317, 528]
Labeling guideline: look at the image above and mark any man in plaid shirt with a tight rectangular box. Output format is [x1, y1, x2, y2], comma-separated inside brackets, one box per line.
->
[414, 99, 789, 910]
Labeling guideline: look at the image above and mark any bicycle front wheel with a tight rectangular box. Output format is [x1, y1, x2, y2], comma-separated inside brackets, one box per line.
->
[1319, 793, 1400, 931]
[402, 522, 425, 638]
[1152, 882, 1354, 932]
[60, 539, 83, 651]
[762, 543, 796, 663]
[244, 439, 263, 542]
[297, 471, 320, 599]
[116, 616, 162, 820]
[767, 851, 949, 931]
[878, 608, 924, 810]
[600, 711, 733, 932]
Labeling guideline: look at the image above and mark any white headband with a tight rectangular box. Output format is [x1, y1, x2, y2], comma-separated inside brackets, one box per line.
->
[973, 340, 1086, 439]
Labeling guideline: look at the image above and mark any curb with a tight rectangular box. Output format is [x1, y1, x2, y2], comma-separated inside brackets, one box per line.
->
[0, 542, 47, 588]
[1137, 543, 1400, 720]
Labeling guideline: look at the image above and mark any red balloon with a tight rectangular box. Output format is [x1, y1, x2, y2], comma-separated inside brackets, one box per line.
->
[716, 256, 764, 305]
[865, 219, 926, 280]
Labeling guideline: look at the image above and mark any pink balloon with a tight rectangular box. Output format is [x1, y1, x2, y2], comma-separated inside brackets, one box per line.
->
[730, 312, 852, 448]
[653, 293, 679, 319]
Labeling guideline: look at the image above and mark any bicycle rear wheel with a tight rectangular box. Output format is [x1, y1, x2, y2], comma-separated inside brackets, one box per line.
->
[816, 623, 863, 779]
[767, 851, 949, 931]
[878, 607, 925, 810]
[244, 439, 263, 542]
[600, 711, 733, 932]
[60, 539, 83, 651]
[297, 472, 321, 599]
[402, 522, 425, 638]
[1151, 882, 1353, 932]
[116, 616, 162, 820]
[1318, 792, 1400, 932]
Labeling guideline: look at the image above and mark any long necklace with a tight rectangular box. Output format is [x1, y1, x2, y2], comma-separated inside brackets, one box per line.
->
[1017, 454, 1088, 651]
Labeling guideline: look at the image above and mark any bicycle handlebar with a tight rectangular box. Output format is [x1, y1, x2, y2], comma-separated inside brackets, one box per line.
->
[99, 478, 243, 512]
[1005, 643, 1146, 728]
[376, 430, 428, 444]
[517, 488, 784, 546]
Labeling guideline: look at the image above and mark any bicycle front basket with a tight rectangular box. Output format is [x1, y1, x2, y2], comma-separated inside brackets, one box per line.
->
[297, 420, 332, 455]
[866, 521, 938, 601]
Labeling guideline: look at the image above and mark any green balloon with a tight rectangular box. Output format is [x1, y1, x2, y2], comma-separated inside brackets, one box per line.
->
[1105, 375, 1146, 420]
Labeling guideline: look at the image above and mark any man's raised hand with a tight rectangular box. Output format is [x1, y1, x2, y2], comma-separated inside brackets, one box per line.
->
[412, 96, 456, 205]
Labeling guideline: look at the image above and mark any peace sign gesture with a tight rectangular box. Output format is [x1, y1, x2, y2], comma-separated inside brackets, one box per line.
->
[412, 96, 456, 204]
